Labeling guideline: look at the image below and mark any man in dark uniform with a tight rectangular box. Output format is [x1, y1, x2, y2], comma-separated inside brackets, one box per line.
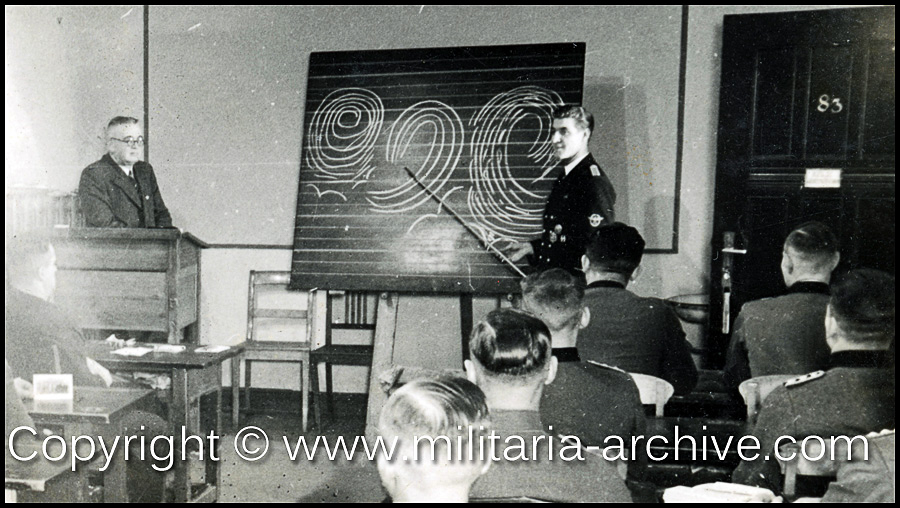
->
[732, 269, 895, 496]
[519, 268, 647, 481]
[577, 223, 698, 394]
[519, 269, 646, 454]
[503, 105, 616, 276]
[723, 222, 840, 390]
[465, 309, 632, 503]
[79, 116, 173, 228]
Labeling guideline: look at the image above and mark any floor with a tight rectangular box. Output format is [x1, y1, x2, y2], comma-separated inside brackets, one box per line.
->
[217, 392, 383, 503]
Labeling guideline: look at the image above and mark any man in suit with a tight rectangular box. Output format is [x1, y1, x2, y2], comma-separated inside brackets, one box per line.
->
[519, 268, 646, 475]
[732, 269, 895, 495]
[5, 233, 168, 502]
[503, 105, 616, 276]
[465, 309, 632, 502]
[821, 430, 895, 503]
[79, 116, 173, 228]
[577, 223, 698, 394]
[723, 221, 840, 390]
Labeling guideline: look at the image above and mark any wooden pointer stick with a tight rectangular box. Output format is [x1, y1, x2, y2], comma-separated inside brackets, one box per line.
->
[402, 166, 527, 278]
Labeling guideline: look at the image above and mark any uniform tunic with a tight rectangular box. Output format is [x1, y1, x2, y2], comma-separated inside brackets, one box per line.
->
[723, 281, 832, 390]
[731, 350, 895, 494]
[529, 154, 615, 275]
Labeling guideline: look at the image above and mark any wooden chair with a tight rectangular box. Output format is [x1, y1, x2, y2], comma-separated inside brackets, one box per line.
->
[628, 373, 675, 417]
[310, 291, 375, 429]
[776, 439, 844, 499]
[240, 271, 315, 431]
[738, 375, 795, 425]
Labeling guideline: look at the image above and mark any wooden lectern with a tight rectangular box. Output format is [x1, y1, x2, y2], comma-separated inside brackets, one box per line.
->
[51, 228, 207, 344]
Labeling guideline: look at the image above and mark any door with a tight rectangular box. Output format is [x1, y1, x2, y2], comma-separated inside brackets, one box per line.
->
[709, 7, 895, 367]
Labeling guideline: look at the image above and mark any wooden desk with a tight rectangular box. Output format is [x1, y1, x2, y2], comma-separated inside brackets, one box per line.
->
[6, 446, 86, 503]
[52, 228, 207, 344]
[91, 344, 244, 503]
[24, 387, 156, 503]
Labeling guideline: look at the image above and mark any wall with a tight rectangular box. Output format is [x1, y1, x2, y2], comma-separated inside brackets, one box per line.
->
[5, 6, 144, 191]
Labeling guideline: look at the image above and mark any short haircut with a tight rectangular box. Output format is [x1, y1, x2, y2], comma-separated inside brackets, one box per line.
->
[6, 233, 53, 284]
[829, 269, 894, 345]
[107, 116, 139, 132]
[520, 268, 584, 332]
[552, 105, 594, 134]
[785, 221, 839, 272]
[584, 223, 645, 275]
[379, 376, 491, 453]
[468, 309, 552, 380]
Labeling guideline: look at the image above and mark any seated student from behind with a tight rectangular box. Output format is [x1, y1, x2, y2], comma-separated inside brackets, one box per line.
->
[723, 221, 840, 389]
[465, 309, 632, 503]
[577, 223, 698, 394]
[377, 376, 491, 503]
[732, 269, 895, 495]
[519, 268, 646, 472]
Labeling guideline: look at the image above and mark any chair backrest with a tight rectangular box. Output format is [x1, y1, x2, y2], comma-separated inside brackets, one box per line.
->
[246, 271, 314, 344]
[628, 373, 674, 417]
[738, 374, 796, 424]
[776, 438, 844, 498]
[324, 290, 376, 346]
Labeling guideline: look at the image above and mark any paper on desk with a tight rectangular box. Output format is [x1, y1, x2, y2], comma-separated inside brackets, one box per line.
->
[663, 483, 781, 503]
[154, 344, 186, 354]
[110, 346, 154, 357]
[194, 345, 230, 353]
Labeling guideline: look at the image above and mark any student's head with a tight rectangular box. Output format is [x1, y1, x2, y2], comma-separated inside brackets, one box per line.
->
[581, 223, 645, 283]
[376, 376, 491, 503]
[464, 309, 556, 410]
[106, 116, 144, 166]
[781, 221, 840, 286]
[6, 233, 57, 300]
[825, 269, 894, 351]
[520, 268, 589, 348]
[551, 105, 593, 163]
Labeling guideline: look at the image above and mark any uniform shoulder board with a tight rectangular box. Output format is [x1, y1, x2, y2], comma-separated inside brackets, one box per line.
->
[585, 359, 627, 374]
[785, 370, 825, 388]
[590, 164, 601, 177]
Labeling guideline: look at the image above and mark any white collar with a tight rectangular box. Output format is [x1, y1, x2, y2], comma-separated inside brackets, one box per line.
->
[563, 153, 589, 175]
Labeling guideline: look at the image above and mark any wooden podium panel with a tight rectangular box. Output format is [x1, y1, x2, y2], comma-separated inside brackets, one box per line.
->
[52, 228, 206, 343]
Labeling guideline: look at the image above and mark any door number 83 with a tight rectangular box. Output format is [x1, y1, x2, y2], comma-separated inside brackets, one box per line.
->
[817, 94, 843, 113]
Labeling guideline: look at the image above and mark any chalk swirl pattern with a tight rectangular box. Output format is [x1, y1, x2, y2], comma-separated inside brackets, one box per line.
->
[467, 86, 565, 242]
[367, 100, 464, 214]
[305, 88, 384, 182]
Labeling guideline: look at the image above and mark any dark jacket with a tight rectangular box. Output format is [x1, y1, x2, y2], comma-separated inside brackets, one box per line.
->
[723, 281, 832, 389]
[530, 154, 615, 275]
[79, 153, 173, 228]
[732, 350, 895, 494]
[577, 281, 698, 395]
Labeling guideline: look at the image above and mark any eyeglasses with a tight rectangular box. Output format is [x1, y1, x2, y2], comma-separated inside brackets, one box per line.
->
[111, 136, 145, 147]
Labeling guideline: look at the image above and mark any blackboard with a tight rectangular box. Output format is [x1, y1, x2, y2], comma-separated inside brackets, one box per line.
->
[290, 42, 585, 293]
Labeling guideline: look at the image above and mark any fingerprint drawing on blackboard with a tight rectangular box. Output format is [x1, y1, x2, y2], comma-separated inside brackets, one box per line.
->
[367, 100, 464, 214]
[305, 88, 384, 182]
[467, 86, 565, 243]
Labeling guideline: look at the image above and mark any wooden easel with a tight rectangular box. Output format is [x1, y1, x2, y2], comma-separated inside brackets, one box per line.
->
[363, 293, 476, 439]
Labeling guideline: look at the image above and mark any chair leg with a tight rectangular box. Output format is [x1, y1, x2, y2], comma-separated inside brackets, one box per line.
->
[243, 359, 252, 413]
[325, 363, 335, 420]
[312, 360, 322, 431]
[301, 358, 310, 433]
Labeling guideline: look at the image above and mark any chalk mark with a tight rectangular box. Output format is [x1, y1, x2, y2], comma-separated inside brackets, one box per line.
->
[406, 214, 437, 235]
[305, 184, 348, 202]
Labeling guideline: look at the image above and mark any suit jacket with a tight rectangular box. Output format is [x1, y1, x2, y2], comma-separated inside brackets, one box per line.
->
[731, 350, 895, 494]
[5, 288, 103, 387]
[723, 281, 832, 390]
[79, 153, 173, 228]
[578, 281, 698, 395]
[530, 154, 616, 275]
